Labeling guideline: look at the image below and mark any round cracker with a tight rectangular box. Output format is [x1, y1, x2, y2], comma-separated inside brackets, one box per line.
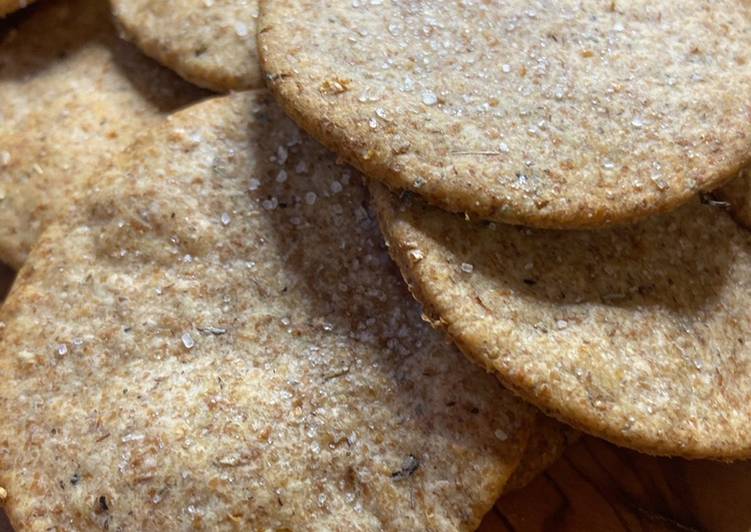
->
[259, 0, 751, 229]
[0, 91, 535, 531]
[371, 182, 751, 458]
[0, 0, 207, 269]
[0, 0, 34, 17]
[111, 0, 262, 92]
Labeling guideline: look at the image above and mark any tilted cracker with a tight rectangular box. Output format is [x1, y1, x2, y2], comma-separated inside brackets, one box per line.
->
[0, 92, 535, 531]
[371, 182, 751, 458]
[0, 0, 206, 269]
[111, 0, 262, 92]
[259, 0, 751, 229]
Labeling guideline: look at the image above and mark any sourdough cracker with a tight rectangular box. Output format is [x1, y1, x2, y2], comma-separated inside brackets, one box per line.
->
[0, 92, 535, 531]
[372, 182, 751, 458]
[111, 0, 262, 92]
[260, 0, 751, 229]
[0, 0, 206, 268]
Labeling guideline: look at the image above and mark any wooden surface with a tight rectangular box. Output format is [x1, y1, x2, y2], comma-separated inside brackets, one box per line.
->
[479, 436, 751, 531]
[0, 262, 748, 531]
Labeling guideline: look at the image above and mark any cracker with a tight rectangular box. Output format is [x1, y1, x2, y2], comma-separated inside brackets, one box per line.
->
[371, 183, 751, 458]
[0, 91, 536, 531]
[0, 0, 34, 17]
[259, 0, 751, 229]
[0, 0, 206, 269]
[111, 0, 262, 92]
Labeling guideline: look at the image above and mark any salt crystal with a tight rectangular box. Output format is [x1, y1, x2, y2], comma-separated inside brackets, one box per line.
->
[181, 333, 195, 349]
[234, 22, 248, 37]
[277, 146, 288, 164]
[421, 90, 438, 106]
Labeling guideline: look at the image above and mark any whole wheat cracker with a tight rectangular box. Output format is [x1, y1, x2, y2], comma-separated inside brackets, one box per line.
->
[0, 0, 33, 17]
[371, 183, 751, 459]
[259, 0, 751, 229]
[0, 91, 537, 531]
[111, 0, 262, 92]
[0, 0, 206, 270]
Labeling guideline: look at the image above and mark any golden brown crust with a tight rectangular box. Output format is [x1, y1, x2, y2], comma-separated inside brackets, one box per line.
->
[371, 182, 751, 459]
[111, 0, 262, 92]
[0, 0, 207, 269]
[259, 0, 751, 229]
[0, 92, 535, 531]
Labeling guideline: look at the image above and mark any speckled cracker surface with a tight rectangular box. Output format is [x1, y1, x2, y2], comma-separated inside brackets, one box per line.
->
[371, 183, 751, 459]
[0, 0, 34, 17]
[259, 0, 751, 229]
[111, 0, 261, 92]
[0, 0, 206, 270]
[0, 92, 535, 531]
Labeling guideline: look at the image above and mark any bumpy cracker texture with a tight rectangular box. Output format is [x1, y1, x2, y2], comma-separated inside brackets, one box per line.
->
[0, 92, 534, 531]
[0, 0, 206, 269]
[0, 0, 34, 17]
[111, 0, 262, 92]
[371, 183, 751, 459]
[260, 0, 751, 229]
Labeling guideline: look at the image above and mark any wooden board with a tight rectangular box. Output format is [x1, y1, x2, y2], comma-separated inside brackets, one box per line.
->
[480, 436, 751, 531]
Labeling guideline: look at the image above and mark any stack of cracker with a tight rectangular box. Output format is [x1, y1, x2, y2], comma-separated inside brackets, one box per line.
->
[0, 0, 749, 530]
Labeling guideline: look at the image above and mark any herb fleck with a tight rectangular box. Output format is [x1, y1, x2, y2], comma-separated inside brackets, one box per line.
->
[391, 455, 420, 481]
